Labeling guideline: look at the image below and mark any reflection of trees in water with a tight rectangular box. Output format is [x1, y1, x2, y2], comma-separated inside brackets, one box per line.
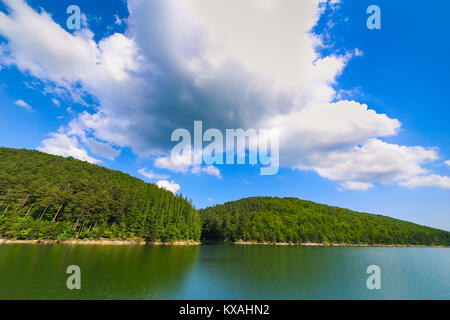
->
[0, 244, 200, 299]
[2, 245, 446, 299]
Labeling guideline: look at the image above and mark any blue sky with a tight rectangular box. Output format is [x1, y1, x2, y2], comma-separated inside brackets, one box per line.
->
[0, 0, 449, 230]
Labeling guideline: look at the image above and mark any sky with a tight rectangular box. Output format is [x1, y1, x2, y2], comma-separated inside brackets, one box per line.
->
[0, 0, 449, 230]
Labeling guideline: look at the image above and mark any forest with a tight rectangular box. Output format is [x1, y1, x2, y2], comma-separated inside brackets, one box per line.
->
[0, 147, 449, 246]
[200, 197, 450, 246]
[0, 148, 201, 241]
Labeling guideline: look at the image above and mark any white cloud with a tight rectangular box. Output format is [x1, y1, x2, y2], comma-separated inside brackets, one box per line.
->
[114, 14, 122, 26]
[82, 137, 121, 160]
[62, 119, 121, 161]
[155, 156, 222, 178]
[340, 181, 374, 191]
[0, 0, 99, 85]
[329, 0, 342, 5]
[0, 0, 142, 104]
[191, 165, 222, 178]
[138, 168, 170, 180]
[154, 156, 191, 174]
[14, 99, 32, 111]
[51, 98, 60, 106]
[36, 125, 119, 162]
[399, 175, 450, 189]
[445, 160, 450, 167]
[37, 133, 100, 164]
[303, 139, 443, 190]
[156, 180, 180, 193]
[1, 0, 449, 190]
[270, 100, 401, 166]
[354, 48, 363, 57]
[201, 165, 222, 178]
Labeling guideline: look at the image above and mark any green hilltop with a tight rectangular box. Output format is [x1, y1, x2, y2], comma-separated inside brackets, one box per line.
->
[0, 147, 449, 246]
[200, 197, 450, 246]
[0, 147, 201, 241]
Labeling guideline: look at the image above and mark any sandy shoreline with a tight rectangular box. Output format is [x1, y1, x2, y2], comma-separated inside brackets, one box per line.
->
[0, 239, 201, 246]
[0, 239, 447, 247]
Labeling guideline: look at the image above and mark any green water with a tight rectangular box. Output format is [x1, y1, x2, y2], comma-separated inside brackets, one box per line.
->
[0, 244, 448, 299]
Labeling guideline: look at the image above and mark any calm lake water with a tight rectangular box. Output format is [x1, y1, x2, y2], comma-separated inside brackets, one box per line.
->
[0, 244, 448, 300]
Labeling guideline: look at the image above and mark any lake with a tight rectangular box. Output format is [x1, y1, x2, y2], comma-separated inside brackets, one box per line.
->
[0, 244, 448, 299]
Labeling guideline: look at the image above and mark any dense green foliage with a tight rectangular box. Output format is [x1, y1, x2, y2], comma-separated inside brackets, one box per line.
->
[0, 148, 201, 241]
[1, 148, 449, 246]
[200, 197, 450, 245]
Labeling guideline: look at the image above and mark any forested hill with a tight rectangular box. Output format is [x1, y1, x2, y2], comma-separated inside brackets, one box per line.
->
[200, 197, 450, 246]
[1, 148, 449, 246]
[0, 148, 201, 241]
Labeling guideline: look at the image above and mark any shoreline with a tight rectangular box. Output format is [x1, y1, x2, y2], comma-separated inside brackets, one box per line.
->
[232, 240, 449, 248]
[0, 239, 447, 247]
[0, 239, 201, 246]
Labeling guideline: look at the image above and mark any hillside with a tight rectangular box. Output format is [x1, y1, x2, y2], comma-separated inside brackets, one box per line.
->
[200, 197, 450, 246]
[0, 148, 201, 241]
[1, 148, 449, 246]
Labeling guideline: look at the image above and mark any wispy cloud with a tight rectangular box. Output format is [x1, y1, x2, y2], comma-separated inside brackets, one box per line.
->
[14, 99, 32, 111]
[51, 98, 60, 106]
[191, 165, 222, 179]
[138, 168, 170, 180]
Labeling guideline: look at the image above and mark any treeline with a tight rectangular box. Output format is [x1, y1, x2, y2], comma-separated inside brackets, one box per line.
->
[200, 197, 450, 246]
[1, 148, 449, 246]
[0, 148, 201, 241]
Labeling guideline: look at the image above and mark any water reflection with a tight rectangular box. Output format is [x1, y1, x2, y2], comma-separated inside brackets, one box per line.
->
[0, 244, 200, 299]
[0, 244, 448, 299]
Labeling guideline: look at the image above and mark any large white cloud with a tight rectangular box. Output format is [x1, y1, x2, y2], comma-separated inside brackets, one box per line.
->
[303, 139, 446, 190]
[1, 0, 449, 190]
[0, 0, 98, 86]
